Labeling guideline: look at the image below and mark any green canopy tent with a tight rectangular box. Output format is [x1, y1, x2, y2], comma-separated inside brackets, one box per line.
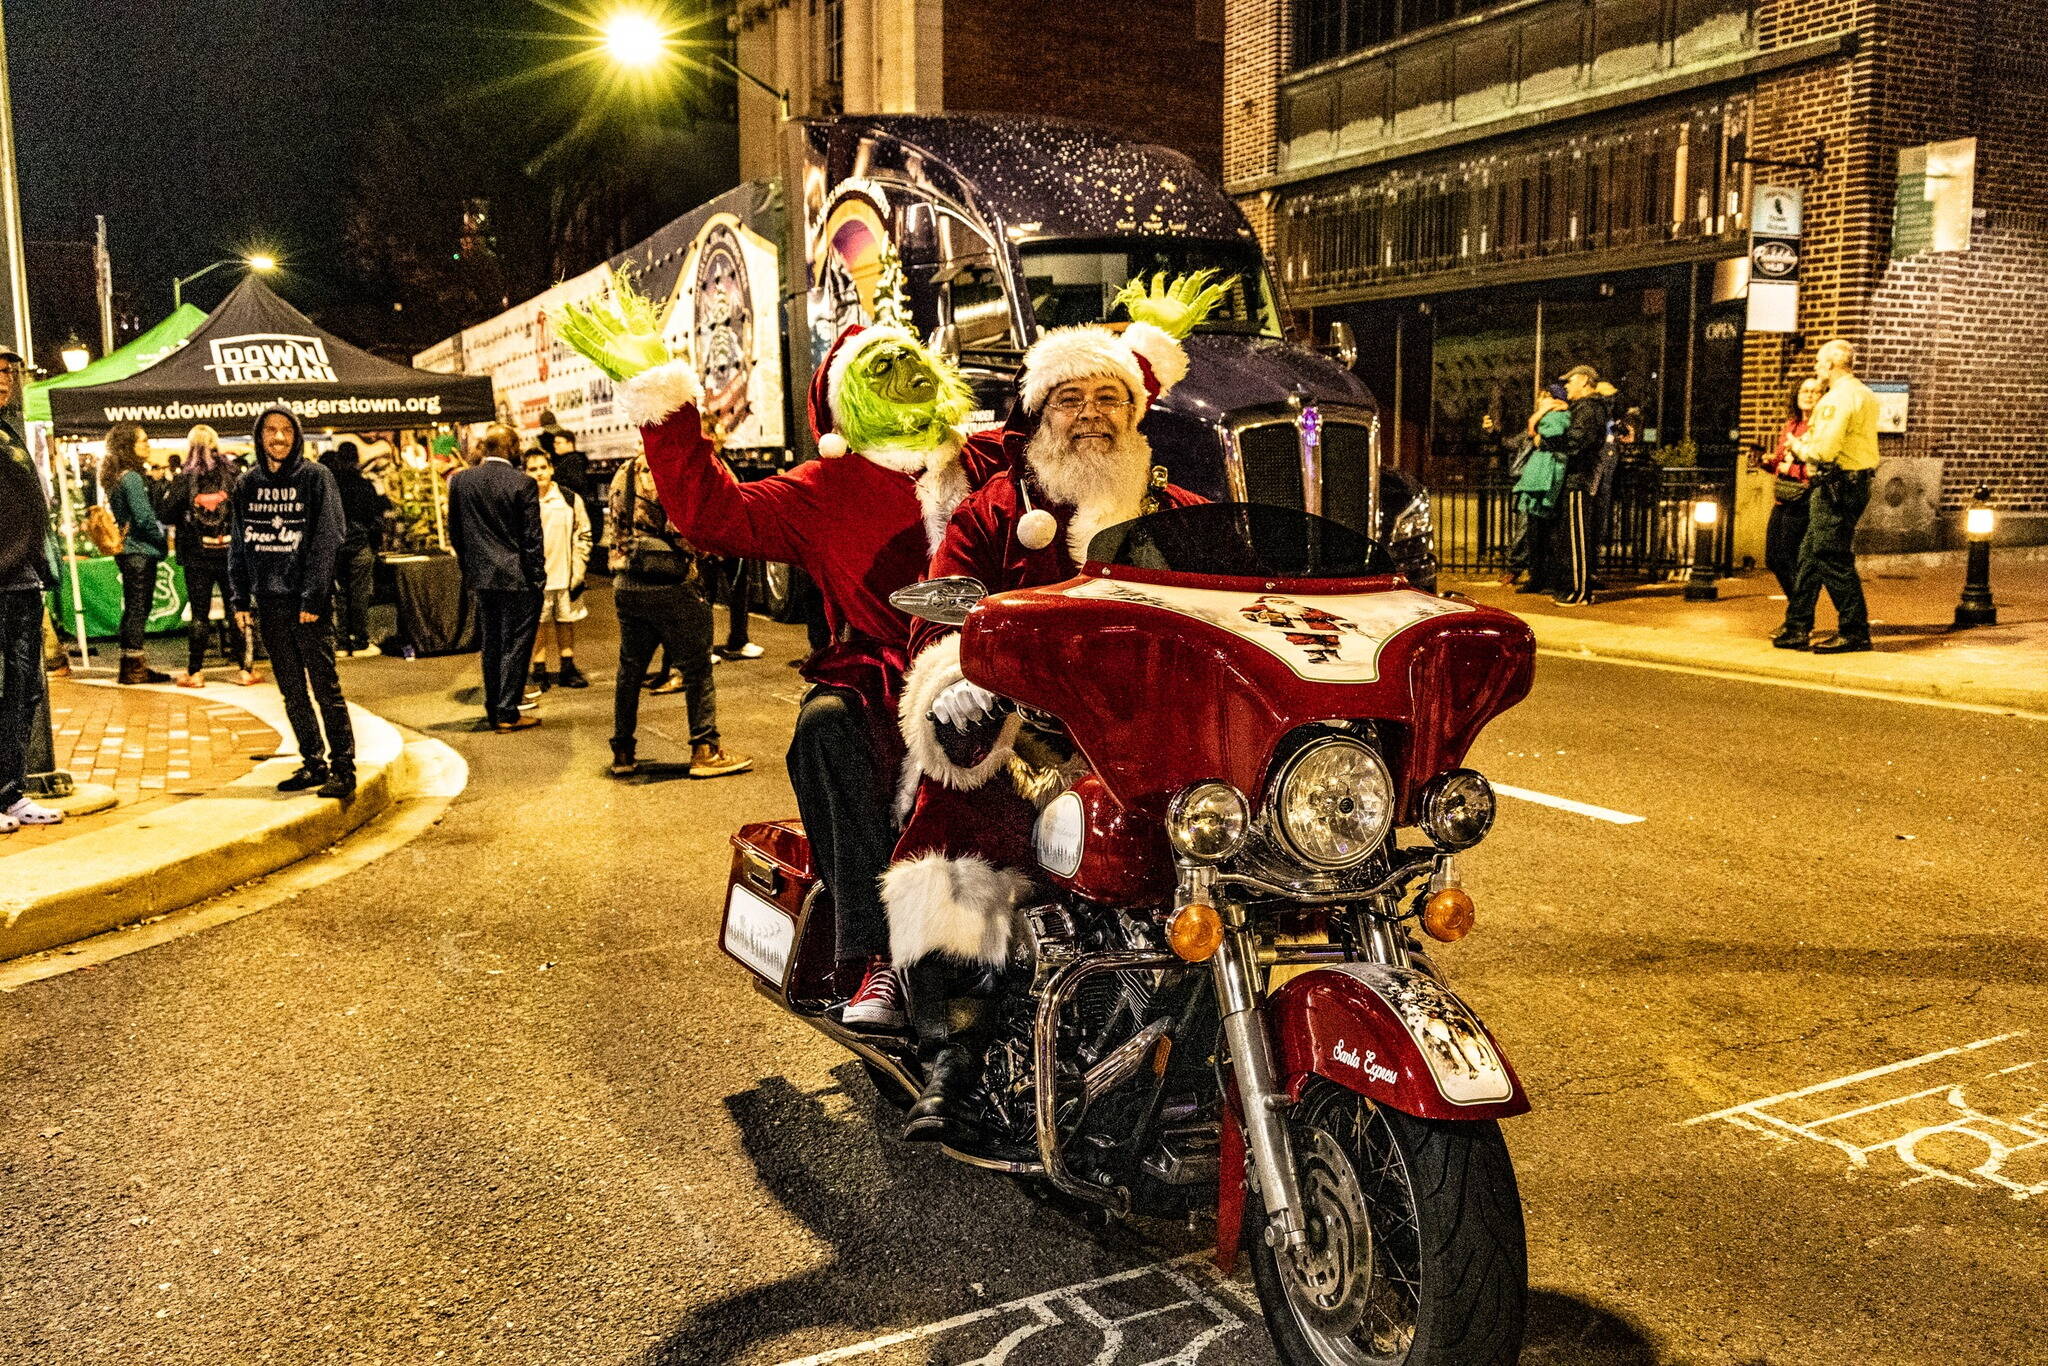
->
[23, 304, 208, 424]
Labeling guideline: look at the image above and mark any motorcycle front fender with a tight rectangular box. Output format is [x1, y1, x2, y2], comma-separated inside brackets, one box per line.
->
[1269, 962, 1530, 1121]
[1213, 961, 1528, 1271]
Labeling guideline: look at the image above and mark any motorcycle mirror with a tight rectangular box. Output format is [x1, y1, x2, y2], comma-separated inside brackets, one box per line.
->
[890, 576, 987, 625]
[927, 323, 962, 361]
[1326, 320, 1359, 370]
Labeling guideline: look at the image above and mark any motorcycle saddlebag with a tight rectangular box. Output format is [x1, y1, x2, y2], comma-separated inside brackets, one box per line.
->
[721, 821, 837, 1008]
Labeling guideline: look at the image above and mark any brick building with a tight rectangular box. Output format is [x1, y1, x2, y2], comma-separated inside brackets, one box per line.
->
[732, 0, 1225, 180]
[1224, 0, 2048, 550]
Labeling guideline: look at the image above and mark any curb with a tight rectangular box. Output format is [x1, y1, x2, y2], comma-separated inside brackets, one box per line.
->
[1519, 611, 2048, 714]
[0, 691, 411, 961]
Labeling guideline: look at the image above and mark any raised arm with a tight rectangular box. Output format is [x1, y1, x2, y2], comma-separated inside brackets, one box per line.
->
[630, 385, 811, 566]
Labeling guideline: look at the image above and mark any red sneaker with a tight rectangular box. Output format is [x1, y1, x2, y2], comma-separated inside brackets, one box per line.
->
[840, 959, 906, 1032]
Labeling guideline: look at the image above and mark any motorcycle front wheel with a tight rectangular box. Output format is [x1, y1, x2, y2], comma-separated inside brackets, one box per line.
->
[1248, 1080, 1527, 1366]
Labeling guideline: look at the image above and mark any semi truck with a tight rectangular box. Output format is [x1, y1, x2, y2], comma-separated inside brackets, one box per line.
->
[417, 114, 1436, 593]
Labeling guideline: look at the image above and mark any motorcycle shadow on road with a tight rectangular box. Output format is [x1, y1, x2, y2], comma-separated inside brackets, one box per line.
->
[641, 1063, 1166, 1366]
[1521, 1289, 1666, 1364]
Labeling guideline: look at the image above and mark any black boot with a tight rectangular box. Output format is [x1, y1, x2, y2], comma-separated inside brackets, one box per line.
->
[556, 657, 589, 689]
[530, 661, 551, 692]
[316, 767, 356, 800]
[902, 960, 985, 1144]
[277, 763, 329, 793]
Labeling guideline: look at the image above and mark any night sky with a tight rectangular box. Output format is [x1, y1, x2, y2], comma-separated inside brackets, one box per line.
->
[9, 2, 570, 320]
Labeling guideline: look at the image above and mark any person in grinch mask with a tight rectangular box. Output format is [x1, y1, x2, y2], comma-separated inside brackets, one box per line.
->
[882, 272, 1225, 1149]
[558, 273, 1004, 1033]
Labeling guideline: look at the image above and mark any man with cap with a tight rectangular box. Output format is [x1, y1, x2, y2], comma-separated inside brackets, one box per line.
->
[0, 345, 67, 834]
[557, 272, 1004, 1033]
[1540, 363, 1611, 606]
[880, 275, 1219, 1147]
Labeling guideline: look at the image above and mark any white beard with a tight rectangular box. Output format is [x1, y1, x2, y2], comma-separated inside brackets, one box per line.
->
[1025, 423, 1153, 562]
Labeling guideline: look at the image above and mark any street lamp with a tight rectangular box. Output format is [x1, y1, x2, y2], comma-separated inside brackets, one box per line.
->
[1953, 483, 1998, 627]
[1683, 489, 1721, 601]
[58, 333, 90, 372]
[597, 5, 791, 118]
[172, 253, 276, 309]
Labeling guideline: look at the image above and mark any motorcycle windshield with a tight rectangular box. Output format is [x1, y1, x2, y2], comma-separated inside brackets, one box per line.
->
[1085, 502, 1394, 580]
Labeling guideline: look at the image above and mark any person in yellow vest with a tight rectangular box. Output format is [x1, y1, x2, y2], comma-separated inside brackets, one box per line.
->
[1774, 338, 1879, 654]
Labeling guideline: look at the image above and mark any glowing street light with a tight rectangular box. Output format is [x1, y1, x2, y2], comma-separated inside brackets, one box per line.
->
[173, 253, 277, 308]
[1954, 483, 1998, 627]
[1683, 489, 1722, 601]
[602, 10, 668, 68]
[59, 333, 91, 372]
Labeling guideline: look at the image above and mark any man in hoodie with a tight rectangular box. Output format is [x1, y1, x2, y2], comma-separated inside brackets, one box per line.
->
[229, 407, 355, 799]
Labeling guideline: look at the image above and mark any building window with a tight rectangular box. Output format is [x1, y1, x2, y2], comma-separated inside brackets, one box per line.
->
[823, 0, 845, 88]
[1295, 0, 1496, 68]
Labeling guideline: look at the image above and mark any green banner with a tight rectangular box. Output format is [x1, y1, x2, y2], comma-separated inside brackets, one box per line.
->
[46, 555, 190, 639]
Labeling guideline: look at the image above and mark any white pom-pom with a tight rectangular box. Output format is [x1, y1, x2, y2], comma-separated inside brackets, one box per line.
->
[1017, 508, 1057, 551]
[817, 432, 848, 459]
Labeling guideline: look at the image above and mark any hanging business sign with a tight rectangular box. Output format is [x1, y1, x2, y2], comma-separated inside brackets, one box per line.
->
[1747, 184, 1802, 333]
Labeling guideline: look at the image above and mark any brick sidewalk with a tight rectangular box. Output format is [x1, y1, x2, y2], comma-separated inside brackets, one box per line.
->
[4, 681, 281, 852]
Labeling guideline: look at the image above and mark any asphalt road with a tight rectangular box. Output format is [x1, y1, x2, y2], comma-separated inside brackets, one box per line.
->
[2, 587, 2043, 1365]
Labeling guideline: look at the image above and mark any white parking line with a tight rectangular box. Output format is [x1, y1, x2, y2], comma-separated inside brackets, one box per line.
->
[772, 1253, 1254, 1365]
[1493, 782, 1645, 825]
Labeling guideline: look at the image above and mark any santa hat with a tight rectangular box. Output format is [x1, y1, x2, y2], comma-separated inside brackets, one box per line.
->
[1018, 321, 1190, 418]
[807, 323, 920, 458]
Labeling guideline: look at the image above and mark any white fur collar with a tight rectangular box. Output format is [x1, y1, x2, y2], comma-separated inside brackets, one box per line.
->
[914, 434, 970, 552]
[859, 441, 928, 475]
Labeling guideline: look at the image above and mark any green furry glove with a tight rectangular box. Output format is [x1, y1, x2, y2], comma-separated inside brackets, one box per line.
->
[554, 268, 674, 383]
[1112, 269, 1235, 340]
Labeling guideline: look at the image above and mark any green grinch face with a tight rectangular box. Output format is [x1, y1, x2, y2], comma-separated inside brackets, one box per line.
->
[860, 341, 941, 406]
[836, 334, 973, 453]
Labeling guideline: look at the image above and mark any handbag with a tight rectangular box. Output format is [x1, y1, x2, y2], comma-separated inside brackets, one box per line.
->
[622, 464, 696, 586]
[85, 503, 125, 556]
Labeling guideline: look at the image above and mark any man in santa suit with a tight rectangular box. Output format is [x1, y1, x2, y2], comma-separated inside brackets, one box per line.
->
[881, 307, 1209, 1144]
[564, 277, 1003, 1033]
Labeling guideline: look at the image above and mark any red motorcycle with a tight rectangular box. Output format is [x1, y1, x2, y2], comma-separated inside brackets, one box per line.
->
[721, 502, 1537, 1364]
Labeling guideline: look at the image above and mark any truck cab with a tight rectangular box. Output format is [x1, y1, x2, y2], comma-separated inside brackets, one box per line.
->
[797, 115, 1436, 589]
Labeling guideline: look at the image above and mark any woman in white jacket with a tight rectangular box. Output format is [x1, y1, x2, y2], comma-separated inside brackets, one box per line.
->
[523, 450, 593, 689]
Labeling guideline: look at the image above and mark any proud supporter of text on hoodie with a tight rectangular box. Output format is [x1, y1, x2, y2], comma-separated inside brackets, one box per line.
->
[228, 406, 344, 615]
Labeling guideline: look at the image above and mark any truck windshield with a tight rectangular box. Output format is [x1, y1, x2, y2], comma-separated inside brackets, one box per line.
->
[1020, 240, 1282, 337]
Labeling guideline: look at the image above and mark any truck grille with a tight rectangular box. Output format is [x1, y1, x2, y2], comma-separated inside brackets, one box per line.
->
[1236, 423, 1307, 513]
[1231, 416, 1377, 535]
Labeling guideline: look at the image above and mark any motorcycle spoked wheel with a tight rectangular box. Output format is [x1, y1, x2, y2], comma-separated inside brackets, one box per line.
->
[1247, 1080, 1527, 1366]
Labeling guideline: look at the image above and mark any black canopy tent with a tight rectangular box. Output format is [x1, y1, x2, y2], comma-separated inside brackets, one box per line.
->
[48, 275, 497, 437]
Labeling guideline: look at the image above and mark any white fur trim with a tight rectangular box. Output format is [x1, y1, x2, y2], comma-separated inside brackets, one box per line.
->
[1120, 321, 1189, 399]
[816, 432, 848, 458]
[619, 360, 702, 427]
[1020, 327, 1146, 414]
[913, 434, 970, 552]
[898, 632, 1022, 790]
[860, 440, 927, 475]
[826, 325, 920, 428]
[883, 852, 1032, 967]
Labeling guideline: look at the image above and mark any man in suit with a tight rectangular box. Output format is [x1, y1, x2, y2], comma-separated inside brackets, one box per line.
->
[448, 424, 545, 732]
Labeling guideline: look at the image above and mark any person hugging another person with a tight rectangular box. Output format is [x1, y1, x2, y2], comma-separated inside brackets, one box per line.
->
[523, 447, 592, 691]
[166, 424, 258, 687]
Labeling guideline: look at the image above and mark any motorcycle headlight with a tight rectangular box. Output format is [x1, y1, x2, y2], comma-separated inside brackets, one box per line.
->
[1416, 768, 1495, 851]
[1391, 492, 1433, 542]
[1166, 781, 1251, 862]
[1269, 737, 1395, 870]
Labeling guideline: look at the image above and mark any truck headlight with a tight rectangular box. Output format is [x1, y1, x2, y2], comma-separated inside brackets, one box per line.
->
[1167, 781, 1251, 862]
[1417, 768, 1495, 850]
[1269, 737, 1395, 869]
[1391, 492, 1432, 542]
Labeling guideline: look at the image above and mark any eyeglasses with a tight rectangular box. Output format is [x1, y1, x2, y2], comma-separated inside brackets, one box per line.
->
[1047, 395, 1133, 415]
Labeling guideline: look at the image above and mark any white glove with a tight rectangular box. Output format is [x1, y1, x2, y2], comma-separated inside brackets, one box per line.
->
[932, 678, 999, 728]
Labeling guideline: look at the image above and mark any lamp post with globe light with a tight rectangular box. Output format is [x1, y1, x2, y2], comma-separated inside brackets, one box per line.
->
[1953, 484, 1998, 627]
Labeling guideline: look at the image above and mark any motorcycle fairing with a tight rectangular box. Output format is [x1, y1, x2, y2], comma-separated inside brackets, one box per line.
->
[963, 568, 1534, 814]
[1270, 963, 1530, 1121]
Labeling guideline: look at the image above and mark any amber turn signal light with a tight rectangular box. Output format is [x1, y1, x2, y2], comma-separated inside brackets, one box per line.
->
[1168, 903, 1224, 961]
[1421, 887, 1476, 943]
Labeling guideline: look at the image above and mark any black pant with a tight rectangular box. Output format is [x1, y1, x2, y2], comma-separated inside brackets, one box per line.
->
[1546, 484, 1594, 603]
[1764, 495, 1811, 600]
[181, 552, 250, 674]
[475, 589, 542, 725]
[115, 553, 157, 653]
[1783, 469, 1873, 640]
[1521, 513, 1558, 588]
[711, 558, 751, 651]
[256, 599, 354, 774]
[335, 541, 375, 652]
[0, 589, 45, 808]
[787, 684, 893, 965]
[612, 581, 716, 749]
